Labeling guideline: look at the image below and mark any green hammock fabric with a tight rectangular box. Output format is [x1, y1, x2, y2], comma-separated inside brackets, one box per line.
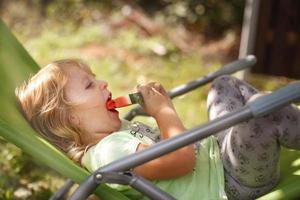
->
[258, 148, 300, 200]
[0, 19, 129, 200]
[0, 19, 299, 200]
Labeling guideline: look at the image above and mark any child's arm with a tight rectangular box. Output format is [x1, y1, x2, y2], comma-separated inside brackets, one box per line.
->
[133, 83, 196, 180]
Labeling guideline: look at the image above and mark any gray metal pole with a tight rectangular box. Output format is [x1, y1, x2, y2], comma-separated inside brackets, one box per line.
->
[125, 55, 256, 121]
[70, 80, 300, 200]
[49, 179, 74, 200]
[69, 107, 253, 200]
[238, 0, 260, 79]
[101, 108, 252, 173]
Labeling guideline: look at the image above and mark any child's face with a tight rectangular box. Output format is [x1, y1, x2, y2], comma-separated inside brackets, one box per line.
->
[64, 65, 121, 136]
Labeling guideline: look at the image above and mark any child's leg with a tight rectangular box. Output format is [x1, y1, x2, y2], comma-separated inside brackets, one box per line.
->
[207, 75, 300, 199]
[207, 75, 258, 142]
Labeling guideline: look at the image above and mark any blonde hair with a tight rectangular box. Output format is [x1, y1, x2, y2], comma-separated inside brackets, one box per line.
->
[15, 59, 94, 164]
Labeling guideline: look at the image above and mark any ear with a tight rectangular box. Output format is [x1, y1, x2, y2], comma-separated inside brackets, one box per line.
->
[69, 114, 80, 127]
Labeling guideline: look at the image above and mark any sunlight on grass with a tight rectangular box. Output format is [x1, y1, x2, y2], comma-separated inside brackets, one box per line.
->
[292, 158, 300, 167]
[262, 190, 285, 199]
[18, 20, 225, 128]
[3, 3, 297, 199]
[293, 170, 300, 176]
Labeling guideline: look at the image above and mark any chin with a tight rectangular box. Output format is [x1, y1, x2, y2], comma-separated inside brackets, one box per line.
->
[113, 119, 122, 130]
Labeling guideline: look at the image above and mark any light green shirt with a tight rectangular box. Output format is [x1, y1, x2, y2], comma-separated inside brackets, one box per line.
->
[82, 121, 227, 200]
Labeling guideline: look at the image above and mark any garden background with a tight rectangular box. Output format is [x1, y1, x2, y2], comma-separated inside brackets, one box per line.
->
[0, 1, 293, 199]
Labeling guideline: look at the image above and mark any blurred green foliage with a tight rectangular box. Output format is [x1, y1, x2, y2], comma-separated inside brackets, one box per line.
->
[135, 0, 245, 37]
[0, 0, 294, 199]
[1, 0, 245, 38]
[0, 137, 58, 199]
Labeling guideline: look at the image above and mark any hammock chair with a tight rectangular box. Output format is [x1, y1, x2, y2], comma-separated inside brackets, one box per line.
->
[0, 19, 299, 200]
[0, 19, 129, 200]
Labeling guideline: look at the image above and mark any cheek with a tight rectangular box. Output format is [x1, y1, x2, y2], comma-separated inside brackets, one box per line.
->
[86, 91, 106, 108]
[76, 94, 105, 110]
[66, 86, 105, 107]
[81, 107, 108, 122]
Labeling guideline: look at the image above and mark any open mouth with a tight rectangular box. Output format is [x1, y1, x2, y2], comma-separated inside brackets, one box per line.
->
[106, 93, 118, 113]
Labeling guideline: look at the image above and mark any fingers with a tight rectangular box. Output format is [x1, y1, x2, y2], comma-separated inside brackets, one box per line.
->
[136, 82, 173, 117]
[148, 82, 161, 91]
[153, 82, 167, 95]
[137, 84, 156, 97]
[137, 82, 166, 95]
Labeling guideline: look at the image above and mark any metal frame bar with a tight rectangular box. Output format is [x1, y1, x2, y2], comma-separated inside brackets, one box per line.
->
[49, 179, 74, 200]
[69, 79, 300, 200]
[70, 106, 253, 200]
[124, 55, 256, 120]
[92, 171, 176, 200]
[51, 56, 257, 200]
[238, 0, 260, 79]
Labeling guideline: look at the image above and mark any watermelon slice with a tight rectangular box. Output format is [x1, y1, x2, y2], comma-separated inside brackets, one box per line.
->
[106, 92, 143, 110]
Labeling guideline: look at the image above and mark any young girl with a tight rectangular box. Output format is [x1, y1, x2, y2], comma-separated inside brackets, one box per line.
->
[15, 59, 300, 200]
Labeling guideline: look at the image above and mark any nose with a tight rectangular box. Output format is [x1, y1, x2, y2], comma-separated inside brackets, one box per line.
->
[98, 80, 108, 90]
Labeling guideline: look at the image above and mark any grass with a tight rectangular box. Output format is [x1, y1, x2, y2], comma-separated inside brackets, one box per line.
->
[18, 19, 226, 128]
[1, 3, 296, 199]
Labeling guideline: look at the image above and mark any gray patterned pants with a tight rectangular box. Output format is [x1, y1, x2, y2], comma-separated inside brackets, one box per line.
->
[207, 75, 300, 200]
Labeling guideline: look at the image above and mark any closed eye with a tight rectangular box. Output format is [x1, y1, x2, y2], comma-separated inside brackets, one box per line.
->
[85, 82, 93, 89]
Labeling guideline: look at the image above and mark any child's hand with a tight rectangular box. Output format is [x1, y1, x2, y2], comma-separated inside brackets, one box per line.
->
[135, 83, 195, 180]
[137, 82, 174, 118]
